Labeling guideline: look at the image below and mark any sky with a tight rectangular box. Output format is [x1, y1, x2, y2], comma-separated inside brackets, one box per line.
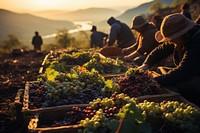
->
[0, 0, 153, 12]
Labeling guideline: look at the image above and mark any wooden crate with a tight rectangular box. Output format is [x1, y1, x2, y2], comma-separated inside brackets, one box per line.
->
[39, 54, 50, 74]
[102, 73, 125, 80]
[29, 124, 83, 133]
[23, 82, 87, 132]
[136, 92, 200, 110]
[15, 88, 24, 123]
[28, 104, 86, 133]
[23, 82, 179, 119]
[27, 91, 199, 133]
[22, 81, 88, 119]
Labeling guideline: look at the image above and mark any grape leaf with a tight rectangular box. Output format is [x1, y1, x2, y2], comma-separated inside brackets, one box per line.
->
[45, 68, 59, 81]
[105, 80, 113, 89]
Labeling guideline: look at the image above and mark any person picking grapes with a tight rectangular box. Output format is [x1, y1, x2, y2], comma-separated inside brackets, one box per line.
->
[106, 17, 136, 48]
[138, 13, 200, 106]
[122, 16, 159, 66]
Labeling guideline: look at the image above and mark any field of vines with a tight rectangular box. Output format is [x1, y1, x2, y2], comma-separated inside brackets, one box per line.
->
[1, 48, 200, 133]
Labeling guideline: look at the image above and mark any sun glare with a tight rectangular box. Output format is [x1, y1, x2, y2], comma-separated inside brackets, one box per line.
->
[30, 0, 60, 10]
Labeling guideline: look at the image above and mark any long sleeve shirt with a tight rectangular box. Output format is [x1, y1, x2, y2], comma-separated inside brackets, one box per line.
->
[108, 23, 121, 46]
[125, 23, 159, 55]
[144, 25, 200, 86]
[108, 22, 135, 48]
[90, 31, 108, 48]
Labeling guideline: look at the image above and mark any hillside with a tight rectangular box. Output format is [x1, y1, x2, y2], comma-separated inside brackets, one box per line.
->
[31, 10, 69, 20]
[0, 9, 75, 42]
[63, 8, 121, 22]
[117, 0, 174, 24]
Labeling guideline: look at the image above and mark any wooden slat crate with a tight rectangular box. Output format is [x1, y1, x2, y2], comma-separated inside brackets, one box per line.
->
[28, 104, 86, 133]
[22, 81, 88, 120]
[27, 91, 199, 133]
[22, 81, 179, 120]
[102, 73, 125, 80]
[39, 54, 50, 74]
[136, 93, 200, 110]
[15, 88, 24, 123]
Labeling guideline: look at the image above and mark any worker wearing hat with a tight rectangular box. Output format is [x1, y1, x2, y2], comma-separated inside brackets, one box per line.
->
[139, 13, 200, 106]
[122, 16, 159, 65]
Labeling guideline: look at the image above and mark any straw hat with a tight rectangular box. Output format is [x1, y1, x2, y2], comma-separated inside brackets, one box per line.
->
[131, 16, 148, 29]
[155, 13, 196, 42]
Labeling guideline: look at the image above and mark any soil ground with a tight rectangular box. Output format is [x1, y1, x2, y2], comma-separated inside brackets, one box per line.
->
[0, 50, 47, 133]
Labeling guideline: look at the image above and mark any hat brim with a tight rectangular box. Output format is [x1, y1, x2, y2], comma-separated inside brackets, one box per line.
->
[155, 22, 196, 42]
[131, 22, 148, 29]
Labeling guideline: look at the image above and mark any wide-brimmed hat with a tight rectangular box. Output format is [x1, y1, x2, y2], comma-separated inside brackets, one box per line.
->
[155, 13, 196, 42]
[91, 25, 97, 32]
[131, 16, 148, 29]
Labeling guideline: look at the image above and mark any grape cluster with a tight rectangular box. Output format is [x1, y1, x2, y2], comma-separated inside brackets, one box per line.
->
[29, 81, 47, 109]
[29, 67, 108, 109]
[36, 93, 136, 130]
[43, 50, 93, 73]
[59, 51, 92, 65]
[115, 68, 161, 97]
[79, 93, 138, 133]
[83, 55, 127, 74]
[138, 100, 200, 133]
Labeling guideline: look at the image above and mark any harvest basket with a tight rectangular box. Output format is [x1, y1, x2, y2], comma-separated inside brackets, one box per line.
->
[99, 46, 122, 56]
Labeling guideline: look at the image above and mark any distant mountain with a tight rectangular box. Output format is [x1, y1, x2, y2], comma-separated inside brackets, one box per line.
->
[117, 0, 174, 24]
[64, 8, 121, 22]
[31, 10, 69, 20]
[0, 9, 75, 42]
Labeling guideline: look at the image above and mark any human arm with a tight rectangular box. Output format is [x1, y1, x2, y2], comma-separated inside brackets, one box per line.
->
[143, 43, 174, 67]
[122, 42, 138, 54]
[123, 51, 140, 62]
[154, 41, 200, 86]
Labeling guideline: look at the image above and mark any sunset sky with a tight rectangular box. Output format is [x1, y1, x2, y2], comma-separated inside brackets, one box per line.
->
[0, 0, 152, 12]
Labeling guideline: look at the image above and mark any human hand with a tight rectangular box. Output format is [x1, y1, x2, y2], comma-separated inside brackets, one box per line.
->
[138, 64, 149, 70]
[123, 55, 133, 62]
[122, 47, 129, 54]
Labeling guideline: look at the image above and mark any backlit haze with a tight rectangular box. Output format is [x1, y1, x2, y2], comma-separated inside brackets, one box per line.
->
[0, 0, 152, 12]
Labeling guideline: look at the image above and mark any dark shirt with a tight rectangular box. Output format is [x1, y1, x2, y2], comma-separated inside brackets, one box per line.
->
[32, 35, 43, 46]
[90, 31, 108, 48]
[126, 23, 159, 55]
[181, 10, 192, 20]
[144, 25, 200, 86]
[108, 22, 136, 48]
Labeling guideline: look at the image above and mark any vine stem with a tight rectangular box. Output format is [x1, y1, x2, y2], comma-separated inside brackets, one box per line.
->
[116, 118, 124, 133]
